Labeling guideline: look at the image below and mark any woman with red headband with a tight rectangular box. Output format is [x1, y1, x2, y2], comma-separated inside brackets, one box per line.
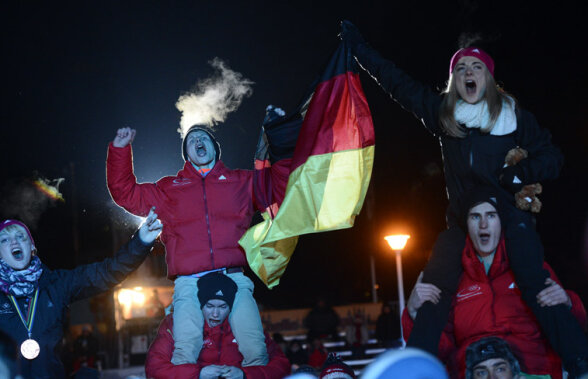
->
[339, 20, 588, 378]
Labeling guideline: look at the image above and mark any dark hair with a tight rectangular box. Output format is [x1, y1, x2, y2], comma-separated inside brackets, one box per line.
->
[465, 337, 520, 379]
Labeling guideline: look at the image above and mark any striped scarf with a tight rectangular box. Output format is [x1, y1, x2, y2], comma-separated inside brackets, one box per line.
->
[0, 256, 43, 297]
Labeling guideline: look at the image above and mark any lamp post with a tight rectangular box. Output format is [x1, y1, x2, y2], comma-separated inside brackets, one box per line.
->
[384, 234, 410, 347]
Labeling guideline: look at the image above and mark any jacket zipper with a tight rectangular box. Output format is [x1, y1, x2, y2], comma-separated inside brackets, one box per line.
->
[202, 177, 215, 268]
[216, 323, 224, 363]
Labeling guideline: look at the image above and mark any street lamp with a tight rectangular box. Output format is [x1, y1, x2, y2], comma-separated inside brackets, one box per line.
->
[384, 234, 410, 346]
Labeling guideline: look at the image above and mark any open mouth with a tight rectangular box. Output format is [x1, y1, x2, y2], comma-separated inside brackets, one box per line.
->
[196, 144, 207, 157]
[465, 80, 477, 95]
[478, 232, 490, 244]
[11, 249, 23, 260]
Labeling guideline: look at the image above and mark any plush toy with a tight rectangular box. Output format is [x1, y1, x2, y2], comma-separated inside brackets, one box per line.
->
[504, 148, 543, 213]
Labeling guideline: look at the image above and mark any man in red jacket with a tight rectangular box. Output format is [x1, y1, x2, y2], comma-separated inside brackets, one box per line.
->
[145, 273, 290, 379]
[107, 107, 291, 367]
[402, 189, 587, 378]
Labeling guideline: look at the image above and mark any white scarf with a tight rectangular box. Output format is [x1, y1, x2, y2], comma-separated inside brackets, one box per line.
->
[454, 97, 517, 136]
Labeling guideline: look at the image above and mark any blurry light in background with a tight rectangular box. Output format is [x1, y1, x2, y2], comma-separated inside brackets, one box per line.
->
[384, 234, 410, 251]
[117, 288, 146, 308]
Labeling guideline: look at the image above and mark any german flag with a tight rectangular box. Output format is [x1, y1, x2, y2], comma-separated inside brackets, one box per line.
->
[240, 41, 375, 288]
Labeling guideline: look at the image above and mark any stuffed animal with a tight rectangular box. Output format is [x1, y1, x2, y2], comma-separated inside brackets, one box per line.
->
[504, 148, 543, 213]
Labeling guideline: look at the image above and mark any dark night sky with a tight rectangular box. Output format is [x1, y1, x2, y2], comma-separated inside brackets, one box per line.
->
[1, 1, 587, 309]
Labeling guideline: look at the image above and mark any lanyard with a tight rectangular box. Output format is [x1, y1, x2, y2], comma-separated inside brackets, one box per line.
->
[9, 289, 39, 339]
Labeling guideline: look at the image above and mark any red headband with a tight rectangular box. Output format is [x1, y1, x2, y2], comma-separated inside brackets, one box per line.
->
[449, 47, 494, 76]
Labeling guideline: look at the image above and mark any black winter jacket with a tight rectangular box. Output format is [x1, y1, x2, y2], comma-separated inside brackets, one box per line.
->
[0, 235, 152, 378]
[353, 43, 563, 225]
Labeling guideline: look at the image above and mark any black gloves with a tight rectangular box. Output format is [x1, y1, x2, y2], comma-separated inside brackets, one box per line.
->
[339, 20, 365, 51]
[499, 164, 526, 194]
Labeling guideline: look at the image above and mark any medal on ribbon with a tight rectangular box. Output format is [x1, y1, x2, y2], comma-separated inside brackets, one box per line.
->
[9, 289, 40, 360]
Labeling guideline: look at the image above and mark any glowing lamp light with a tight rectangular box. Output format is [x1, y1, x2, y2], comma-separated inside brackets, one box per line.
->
[118, 289, 133, 308]
[117, 288, 146, 307]
[385, 234, 410, 251]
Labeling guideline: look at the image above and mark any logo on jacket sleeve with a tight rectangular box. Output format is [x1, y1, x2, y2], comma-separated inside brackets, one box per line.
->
[0, 302, 14, 314]
[219, 175, 226, 180]
[172, 178, 192, 186]
[456, 284, 483, 301]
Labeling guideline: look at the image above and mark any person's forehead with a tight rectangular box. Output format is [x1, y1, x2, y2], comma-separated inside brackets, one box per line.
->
[474, 357, 508, 369]
[469, 202, 497, 214]
[188, 130, 211, 139]
[457, 56, 484, 66]
[206, 299, 228, 307]
[0, 225, 27, 236]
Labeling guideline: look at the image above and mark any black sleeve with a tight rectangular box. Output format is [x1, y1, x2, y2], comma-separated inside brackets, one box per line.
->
[514, 108, 564, 183]
[59, 234, 153, 303]
[353, 42, 443, 135]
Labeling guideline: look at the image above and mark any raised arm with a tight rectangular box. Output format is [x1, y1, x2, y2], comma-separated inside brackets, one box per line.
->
[106, 128, 167, 216]
[340, 20, 442, 135]
[61, 208, 162, 303]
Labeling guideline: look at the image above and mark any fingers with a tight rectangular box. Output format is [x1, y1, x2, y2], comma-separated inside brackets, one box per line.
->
[115, 127, 136, 140]
[416, 271, 424, 284]
[144, 207, 163, 231]
[415, 283, 441, 304]
[537, 283, 567, 307]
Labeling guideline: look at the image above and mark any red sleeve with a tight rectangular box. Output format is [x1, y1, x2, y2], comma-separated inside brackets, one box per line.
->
[106, 143, 165, 217]
[252, 158, 292, 214]
[241, 333, 291, 379]
[545, 263, 587, 328]
[401, 308, 414, 342]
[145, 316, 201, 379]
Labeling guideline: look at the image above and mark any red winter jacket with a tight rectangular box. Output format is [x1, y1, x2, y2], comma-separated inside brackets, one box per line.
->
[145, 315, 290, 379]
[402, 236, 587, 379]
[106, 144, 289, 278]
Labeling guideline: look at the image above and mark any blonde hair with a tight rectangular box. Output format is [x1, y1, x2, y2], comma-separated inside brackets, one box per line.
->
[439, 68, 514, 138]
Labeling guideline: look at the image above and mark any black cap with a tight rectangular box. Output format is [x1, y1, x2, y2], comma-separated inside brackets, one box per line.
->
[465, 337, 520, 379]
[197, 273, 237, 309]
[459, 185, 506, 229]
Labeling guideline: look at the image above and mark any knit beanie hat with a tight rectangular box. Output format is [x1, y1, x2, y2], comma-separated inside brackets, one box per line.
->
[181, 125, 221, 162]
[320, 353, 356, 379]
[459, 185, 506, 229]
[449, 47, 495, 77]
[0, 220, 35, 250]
[197, 272, 237, 309]
[465, 337, 521, 379]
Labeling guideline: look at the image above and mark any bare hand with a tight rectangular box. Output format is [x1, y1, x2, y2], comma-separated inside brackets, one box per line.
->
[200, 365, 225, 379]
[113, 127, 136, 148]
[537, 278, 571, 308]
[138, 207, 163, 244]
[407, 272, 441, 320]
[220, 365, 244, 379]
